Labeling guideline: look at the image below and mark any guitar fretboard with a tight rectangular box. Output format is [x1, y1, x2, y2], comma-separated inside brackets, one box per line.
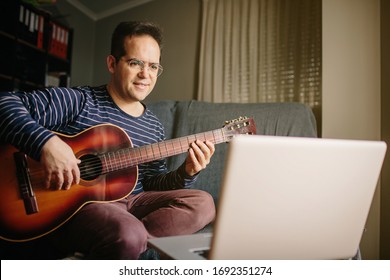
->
[100, 128, 226, 174]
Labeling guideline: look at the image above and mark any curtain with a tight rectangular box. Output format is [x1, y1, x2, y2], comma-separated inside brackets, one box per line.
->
[197, 0, 322, 109]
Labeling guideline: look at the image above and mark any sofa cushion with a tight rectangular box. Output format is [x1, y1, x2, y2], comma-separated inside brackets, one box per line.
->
[145, 100, 178, 140]
[146, 100, 317, 204]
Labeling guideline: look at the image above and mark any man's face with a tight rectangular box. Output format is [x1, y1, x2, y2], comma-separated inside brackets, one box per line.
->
[108, 35, 161, 103]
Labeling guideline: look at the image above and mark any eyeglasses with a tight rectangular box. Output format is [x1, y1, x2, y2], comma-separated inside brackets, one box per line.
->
[121, 58, 163, 77]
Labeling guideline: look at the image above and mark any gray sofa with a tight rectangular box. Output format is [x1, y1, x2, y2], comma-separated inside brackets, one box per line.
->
[146, 100, 318, 206]
[146, 100, 366, 261]
[137, 100, 318, 259]
[0, 100, 318, 259]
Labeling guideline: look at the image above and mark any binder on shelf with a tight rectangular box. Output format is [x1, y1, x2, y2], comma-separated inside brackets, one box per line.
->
[48, 21, 70, 60]
[17, 2, 46, 49]
[37, 14, 44, 49]
[19, 3, 35, 45]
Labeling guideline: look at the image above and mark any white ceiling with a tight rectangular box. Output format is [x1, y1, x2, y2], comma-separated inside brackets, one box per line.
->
[66, 0, 156, 21]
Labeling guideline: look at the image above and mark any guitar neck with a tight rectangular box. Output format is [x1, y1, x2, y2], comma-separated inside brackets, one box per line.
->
[100, 128, 227, 174]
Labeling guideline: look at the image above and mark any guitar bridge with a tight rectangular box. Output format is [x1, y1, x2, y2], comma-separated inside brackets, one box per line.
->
[13, 152, 39, 215]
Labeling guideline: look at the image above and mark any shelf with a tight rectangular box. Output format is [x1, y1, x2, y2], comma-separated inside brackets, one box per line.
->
[0, 74, 44, 91]
[18, 37, 47, 53]
[0, 0, 73, 91]
[0, 30, 14, 40]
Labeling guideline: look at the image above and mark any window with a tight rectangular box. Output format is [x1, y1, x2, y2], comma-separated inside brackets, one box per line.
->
[197, 0, 321, 114]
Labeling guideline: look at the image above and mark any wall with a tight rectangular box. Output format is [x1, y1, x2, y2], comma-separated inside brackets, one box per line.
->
[51, 0, 201, 95]
[380, 0, 390, 260]
[322, 0, 381, 259]
[92, 0, 201, 102]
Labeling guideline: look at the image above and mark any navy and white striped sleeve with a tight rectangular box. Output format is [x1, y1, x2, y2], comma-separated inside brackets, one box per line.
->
[0, 88, 84, 161]
[141, 161, 199, 191]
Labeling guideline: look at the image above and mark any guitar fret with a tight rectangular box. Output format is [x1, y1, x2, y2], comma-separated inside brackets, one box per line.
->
[130, 148, 140, 166]
[113, 152, 119, 170]
[136, 147, 143, 162]
[121, 150, 129, 169]
[213, 129, 224, 144]
[101, 154, 108, 173]
[119, 150, 124, 170]
[157, 142, 163, 158]
[162, 141, 168, 158]
[108, 152, 114, 171]
[179, 137, 188, 152]
[144, 145, 154, 162]
[108, 152, 114, 172]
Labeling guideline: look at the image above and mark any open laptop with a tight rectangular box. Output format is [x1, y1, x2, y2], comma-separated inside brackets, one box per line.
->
[148, 135, 387, 260]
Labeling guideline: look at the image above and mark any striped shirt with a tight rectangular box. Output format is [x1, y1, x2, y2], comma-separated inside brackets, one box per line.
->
[0, 85, 197, 194]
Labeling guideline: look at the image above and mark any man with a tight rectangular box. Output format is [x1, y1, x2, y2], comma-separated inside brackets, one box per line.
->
[0, 21, 216, 259]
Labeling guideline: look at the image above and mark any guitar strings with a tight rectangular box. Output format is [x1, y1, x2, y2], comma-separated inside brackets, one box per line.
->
[76, 130, 225, 176]
[79, 130, 226, 176]
[19, 118, 254, 191]
[26, 130, 228, 182]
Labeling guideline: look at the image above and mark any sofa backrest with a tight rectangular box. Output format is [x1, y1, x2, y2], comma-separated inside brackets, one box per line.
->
[146, 100, 317, 203]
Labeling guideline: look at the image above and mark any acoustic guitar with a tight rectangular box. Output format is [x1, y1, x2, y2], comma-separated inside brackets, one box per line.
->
[0, 117, 256, 242]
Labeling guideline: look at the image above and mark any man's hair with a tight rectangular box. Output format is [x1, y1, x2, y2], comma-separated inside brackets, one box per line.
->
[111, 21, 163, 61]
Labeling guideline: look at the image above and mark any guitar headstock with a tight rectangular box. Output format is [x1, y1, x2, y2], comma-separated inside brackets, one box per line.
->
[223, 116, 256, 141]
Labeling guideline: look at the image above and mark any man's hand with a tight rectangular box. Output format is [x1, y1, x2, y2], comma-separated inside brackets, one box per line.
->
[40, 135, 81, 190]
[185, 140, 215, 176]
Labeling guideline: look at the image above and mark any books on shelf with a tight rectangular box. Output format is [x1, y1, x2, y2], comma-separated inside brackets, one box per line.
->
[48, 21, 70, 60]
[18, 3, 45, 49]
[16, 2, 71, 59]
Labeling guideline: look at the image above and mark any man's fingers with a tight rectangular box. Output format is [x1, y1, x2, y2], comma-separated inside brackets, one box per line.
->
[45, 165, 80, 190]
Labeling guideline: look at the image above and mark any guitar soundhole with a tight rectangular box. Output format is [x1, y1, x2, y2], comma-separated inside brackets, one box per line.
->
[79, 154, 103, 181]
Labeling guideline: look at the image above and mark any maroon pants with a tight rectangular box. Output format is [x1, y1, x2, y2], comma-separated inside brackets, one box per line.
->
[51, 189, 216, 259]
